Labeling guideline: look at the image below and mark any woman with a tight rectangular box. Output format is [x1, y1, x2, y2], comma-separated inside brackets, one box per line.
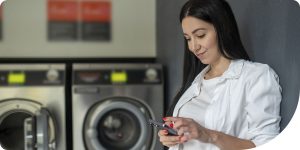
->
[158, 0, 282, 149]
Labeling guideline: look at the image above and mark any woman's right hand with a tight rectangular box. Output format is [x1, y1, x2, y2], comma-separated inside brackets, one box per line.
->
[158, 129, 182, 147]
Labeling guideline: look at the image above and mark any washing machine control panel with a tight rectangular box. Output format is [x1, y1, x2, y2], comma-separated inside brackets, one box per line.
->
[0, 70, 65, 86]
[74, 68, 162, 85]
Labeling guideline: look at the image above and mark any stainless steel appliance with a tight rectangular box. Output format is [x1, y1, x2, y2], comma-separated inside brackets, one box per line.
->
[0, 64, 66, 150]
[72, 63, 164, 150]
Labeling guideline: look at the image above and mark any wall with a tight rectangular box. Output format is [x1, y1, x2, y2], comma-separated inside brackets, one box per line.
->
[157, 0, 300, 130]
[0, 0, 156, 58]
[156, 0, 186, 112]
[228, 0, 300, 131]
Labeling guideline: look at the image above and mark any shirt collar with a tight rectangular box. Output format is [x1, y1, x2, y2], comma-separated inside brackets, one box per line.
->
[192, 59, 245, 84]
[222, 59, 244, 79]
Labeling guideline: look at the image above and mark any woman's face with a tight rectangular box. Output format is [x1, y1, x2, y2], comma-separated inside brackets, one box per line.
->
[182, 16, 222, 65]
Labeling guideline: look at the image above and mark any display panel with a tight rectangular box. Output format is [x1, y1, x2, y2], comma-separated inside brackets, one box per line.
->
[111, 71, 127, 83]
[8, 72, 25, 84]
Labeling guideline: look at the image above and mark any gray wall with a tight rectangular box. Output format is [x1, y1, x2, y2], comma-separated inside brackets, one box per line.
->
[156, 0, 187, 112]
[157, 0, 300, 131]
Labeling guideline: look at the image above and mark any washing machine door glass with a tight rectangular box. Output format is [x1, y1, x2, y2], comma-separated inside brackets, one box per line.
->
[24, 108, 56, 150]
[84, 99, 153, 150]
[0, 99, 41, 150]
[0, 112, 32, 150]
[98, 109, 141, 149]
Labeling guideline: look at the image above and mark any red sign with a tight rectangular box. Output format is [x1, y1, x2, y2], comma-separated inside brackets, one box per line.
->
[48, 1, 78, 22]
[80, 1, 111, 22]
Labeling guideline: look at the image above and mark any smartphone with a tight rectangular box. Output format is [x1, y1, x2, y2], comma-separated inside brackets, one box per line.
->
[148, 119, 178, 136]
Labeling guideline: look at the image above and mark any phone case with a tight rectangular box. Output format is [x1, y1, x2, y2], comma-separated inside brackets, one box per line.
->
[148, 119, 178, 136]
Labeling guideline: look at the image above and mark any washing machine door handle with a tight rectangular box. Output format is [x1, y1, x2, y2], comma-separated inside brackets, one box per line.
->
[24, 117, 36, 150]
[24, 108, 56, 150]
[36, 108, 50, 150]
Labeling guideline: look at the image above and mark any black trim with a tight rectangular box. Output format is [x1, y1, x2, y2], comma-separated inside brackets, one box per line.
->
[65, 64, 73, 150]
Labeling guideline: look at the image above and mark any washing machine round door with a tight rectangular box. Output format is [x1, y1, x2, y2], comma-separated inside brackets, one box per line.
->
[0, 99, 56, 150]
[84, 98, 153, 150]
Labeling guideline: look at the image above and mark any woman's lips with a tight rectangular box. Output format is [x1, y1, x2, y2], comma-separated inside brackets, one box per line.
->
[196, 51, 207, 57]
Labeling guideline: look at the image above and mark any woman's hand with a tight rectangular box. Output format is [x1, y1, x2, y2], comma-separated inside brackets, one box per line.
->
[157, 117, 186, 147]
[159, 117, 256, 150]
[164, 117, 213, 143]
[157, 129, 182, 147]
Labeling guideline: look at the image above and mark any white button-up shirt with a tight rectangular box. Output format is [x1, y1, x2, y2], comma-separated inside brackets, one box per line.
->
[170, 59, 282, 150]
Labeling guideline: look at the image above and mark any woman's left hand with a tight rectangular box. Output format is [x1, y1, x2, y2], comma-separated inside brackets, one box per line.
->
[164, 117, 212, 143]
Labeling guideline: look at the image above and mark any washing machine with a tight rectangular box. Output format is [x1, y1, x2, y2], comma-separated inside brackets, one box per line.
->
[0, 64, 66, 150]
[72, 63, 164, 150]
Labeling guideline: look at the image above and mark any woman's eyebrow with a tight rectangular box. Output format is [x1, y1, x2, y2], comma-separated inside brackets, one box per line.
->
[183, 28, 206, 36]
[192, 28, 206, 34]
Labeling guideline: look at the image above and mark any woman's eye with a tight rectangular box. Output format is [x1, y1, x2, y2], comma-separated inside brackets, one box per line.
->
[197, 34, 205, 38]
[185, 38, 191, 41]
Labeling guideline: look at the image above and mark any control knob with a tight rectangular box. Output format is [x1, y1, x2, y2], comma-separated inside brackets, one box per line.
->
[47, 69, 59, 82]
[146, 68, 158, 81]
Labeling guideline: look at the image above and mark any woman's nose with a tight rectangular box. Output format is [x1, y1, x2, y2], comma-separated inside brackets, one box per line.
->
[190, 40, 201, 52]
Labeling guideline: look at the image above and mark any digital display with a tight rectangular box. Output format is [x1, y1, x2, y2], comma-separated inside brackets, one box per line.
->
[111, 71, 127, 83]
[8, 72, 26, 84]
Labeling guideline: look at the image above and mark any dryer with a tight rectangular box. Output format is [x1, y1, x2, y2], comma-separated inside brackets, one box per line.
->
[72, 63, 164, 150]
[0, 64, 66, 150]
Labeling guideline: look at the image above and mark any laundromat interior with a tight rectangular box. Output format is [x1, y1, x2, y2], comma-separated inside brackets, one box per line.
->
[0, 0, 299, 150]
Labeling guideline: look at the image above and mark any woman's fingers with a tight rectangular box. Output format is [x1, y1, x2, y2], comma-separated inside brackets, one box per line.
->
[163, 116, 177, 122]
[164, 116, 180, 123]
[179, 135, 189, 143]
[165, 117, 193, 127]
[158, 129, 184, 147]
[162, 117, 173, 126]
[160, 135, 181, 146]
[158, 130, 168, 137]
[166, 117, 202, 139]
[177, 126, 189, 136]
[164, 121, 172, 126]
[161, 117, 208, 145]
[162, 141, 181, 147]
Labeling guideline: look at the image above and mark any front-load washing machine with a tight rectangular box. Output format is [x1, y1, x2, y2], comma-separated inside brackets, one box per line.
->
[0, 64, 66, 150]
[72, 63, 164, 150]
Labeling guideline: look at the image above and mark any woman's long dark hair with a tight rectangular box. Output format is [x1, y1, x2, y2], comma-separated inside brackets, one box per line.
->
[167, 0, 250, 116]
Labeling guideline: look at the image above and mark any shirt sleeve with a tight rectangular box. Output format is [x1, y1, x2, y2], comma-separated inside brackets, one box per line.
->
[245, 65, 282, 146]
[169, 144, 180, 150]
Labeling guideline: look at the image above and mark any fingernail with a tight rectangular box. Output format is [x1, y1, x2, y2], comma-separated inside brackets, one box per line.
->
[162, 117, 167, 121]
[169, 123, 174, 128]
